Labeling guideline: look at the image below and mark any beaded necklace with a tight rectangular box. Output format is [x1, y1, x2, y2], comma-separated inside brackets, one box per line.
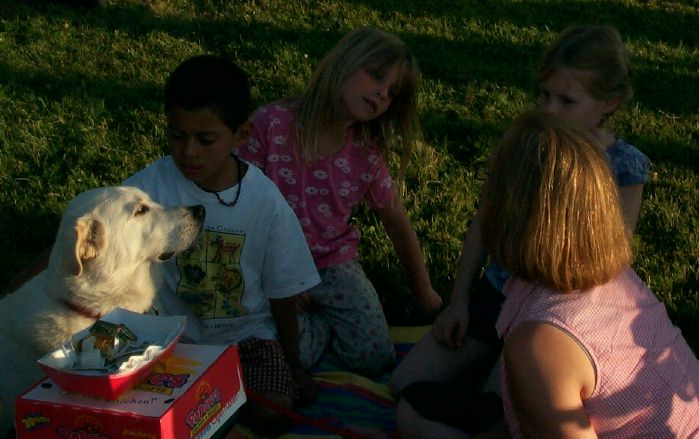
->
[213, 153, 243, 207]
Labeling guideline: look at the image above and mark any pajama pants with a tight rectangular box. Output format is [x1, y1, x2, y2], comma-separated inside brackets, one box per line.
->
[297, 259, 395, 376]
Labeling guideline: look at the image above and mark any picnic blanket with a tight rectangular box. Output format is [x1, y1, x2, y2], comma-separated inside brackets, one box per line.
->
[224, 326, 430, 439]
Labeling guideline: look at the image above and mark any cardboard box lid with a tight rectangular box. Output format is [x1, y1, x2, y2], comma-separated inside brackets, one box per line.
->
[22, 343, 231, 418]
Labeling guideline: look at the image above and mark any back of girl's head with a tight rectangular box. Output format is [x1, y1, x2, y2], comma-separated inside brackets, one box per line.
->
[539, 25, 633, 106]
[165, 55, 251, 131]
[481, 110, 632, 293]
[299, 27, 421, 160]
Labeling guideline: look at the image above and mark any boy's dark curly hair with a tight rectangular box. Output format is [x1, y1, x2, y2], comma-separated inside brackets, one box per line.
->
[165, 55, 251, 131]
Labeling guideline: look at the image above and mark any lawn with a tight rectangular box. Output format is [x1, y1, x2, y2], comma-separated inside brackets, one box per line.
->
[0, 0, 697, 352]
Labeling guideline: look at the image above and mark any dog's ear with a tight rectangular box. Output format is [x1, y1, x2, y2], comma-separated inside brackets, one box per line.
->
[69, 217, 106, 276]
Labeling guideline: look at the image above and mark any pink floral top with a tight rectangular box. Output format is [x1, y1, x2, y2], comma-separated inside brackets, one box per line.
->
[239, 100, 396, 269]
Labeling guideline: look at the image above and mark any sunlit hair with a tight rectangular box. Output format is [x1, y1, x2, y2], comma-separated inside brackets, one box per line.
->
[296, 28, 421, 173]
[539, 25, 633, 116]
[165, 55, 251, 132]
[481, 111, 632, 293]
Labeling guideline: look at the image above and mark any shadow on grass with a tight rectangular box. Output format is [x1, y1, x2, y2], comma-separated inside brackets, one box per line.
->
[631, 135, 699, 172]
[345, 0, 698, 46]
[0, 207, 59, 295]
[4, 0, 694, 175]
[4, 0, 697, 116]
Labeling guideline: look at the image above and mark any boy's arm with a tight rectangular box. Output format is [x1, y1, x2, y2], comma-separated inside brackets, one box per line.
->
[374, 200, 442, 318]
[269, 296, 317, 405]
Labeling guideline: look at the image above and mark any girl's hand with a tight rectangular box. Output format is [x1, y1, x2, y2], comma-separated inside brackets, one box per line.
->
[431, 300, 470, 349]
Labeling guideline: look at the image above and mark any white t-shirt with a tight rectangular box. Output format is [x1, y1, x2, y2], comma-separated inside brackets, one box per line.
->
[124, 157, 320, 344]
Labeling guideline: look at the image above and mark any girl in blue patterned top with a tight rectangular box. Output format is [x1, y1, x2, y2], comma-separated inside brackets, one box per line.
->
[391, 25, 650, 439]
[485, 25, 649, 293]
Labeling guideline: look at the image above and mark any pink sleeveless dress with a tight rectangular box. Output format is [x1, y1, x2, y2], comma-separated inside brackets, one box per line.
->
[496, 267, 699, 438]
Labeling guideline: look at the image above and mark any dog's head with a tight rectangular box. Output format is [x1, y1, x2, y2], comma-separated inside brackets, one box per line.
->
[50, 186, 205, 278]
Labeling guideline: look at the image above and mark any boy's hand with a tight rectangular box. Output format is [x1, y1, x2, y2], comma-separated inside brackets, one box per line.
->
[292, 367, 317, 406]
[431, 300, 469, 349]
[295, 292, 312, 313]
[414, 287, 443, 318]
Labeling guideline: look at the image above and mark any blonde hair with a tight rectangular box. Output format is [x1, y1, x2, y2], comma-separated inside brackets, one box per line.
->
[481, 111, 632, 292]
[539, 25, 633, 117]
[296, 28, 421, 174]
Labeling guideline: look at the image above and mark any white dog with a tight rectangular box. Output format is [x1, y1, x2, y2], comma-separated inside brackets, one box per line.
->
[0, 186, 205, 434]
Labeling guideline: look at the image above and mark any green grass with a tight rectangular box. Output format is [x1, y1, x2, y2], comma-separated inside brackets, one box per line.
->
[0, 0, 697, 352]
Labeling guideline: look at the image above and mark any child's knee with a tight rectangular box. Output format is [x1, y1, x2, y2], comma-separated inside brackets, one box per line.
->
[344, 345, 395, 376]
[395, 397, 412, 423]
[395, 398, 422, 439]
[246, 392, 293, 437]
[389, 364, 409, 397]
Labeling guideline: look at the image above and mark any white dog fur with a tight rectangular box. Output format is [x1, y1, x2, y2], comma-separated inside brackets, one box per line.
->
[0, 186, 204, 434]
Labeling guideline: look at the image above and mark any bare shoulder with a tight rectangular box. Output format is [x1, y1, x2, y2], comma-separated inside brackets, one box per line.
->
[503, 321, 598, 439]
[504, 321, 594, 393]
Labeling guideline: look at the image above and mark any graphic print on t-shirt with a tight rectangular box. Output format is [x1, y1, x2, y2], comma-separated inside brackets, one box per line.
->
[176, 230, 247, 319]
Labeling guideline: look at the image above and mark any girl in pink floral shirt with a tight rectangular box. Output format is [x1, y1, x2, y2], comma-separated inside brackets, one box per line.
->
[239, 28, 442, 375]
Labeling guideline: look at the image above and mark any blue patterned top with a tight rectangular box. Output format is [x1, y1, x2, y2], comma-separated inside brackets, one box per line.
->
[606, 137, 650, 186]
[484, 138, 650, 292]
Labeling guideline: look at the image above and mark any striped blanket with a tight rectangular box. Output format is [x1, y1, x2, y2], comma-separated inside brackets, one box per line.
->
[224, 326, 430, 439]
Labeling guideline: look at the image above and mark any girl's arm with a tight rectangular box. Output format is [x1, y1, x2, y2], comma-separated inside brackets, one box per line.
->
[432, 209, 488, 349]
[503, 321, 597, 439]
[374, 199, 443, 317]
[269, 296, 317, 405]
[618, 184, 644, 233]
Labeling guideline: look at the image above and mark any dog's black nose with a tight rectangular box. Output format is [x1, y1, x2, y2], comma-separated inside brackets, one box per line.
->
[189, 205, 206, 221]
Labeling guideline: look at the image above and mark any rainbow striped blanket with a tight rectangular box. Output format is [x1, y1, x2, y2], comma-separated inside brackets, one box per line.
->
[224, 326, 429, 439]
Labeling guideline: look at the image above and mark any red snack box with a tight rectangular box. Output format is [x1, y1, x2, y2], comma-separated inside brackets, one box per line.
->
[15, 343, 246, 439]
[37, 308, 187, 400]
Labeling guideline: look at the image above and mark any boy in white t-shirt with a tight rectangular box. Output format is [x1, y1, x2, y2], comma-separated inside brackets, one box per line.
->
[124, 55, 320, 437]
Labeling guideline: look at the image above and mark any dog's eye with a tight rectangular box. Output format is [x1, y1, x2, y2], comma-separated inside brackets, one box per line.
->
[135, 205, 150, 216]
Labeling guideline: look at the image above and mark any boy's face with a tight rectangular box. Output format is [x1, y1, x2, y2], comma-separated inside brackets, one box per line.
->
[166, 106, 242, 192]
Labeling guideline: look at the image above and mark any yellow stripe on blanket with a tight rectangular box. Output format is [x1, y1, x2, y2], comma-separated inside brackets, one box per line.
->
[389, 325, 431, 344]
[314, 370, 394, 400]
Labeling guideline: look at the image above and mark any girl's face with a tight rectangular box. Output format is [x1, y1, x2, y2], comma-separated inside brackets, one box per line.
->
[167, 106, 240, 192]
[538, 67, 618, 133]
[340, 63, 401, 124]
